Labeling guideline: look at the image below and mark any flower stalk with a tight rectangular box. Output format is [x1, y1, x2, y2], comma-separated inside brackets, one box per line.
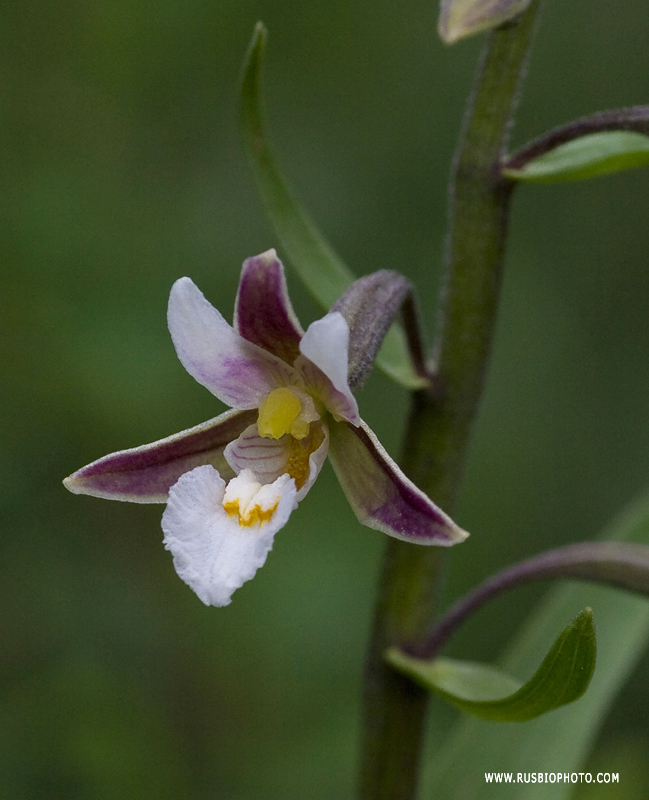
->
[503, 104, 649, 172]
[358, 4, 541, 798]
[417, 540, 649, 661]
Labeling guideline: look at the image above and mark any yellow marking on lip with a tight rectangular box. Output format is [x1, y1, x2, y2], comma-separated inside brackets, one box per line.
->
[223, 498, 279, 527]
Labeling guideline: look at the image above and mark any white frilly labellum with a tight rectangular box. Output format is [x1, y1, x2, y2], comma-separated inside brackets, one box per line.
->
[162, 465, 297, 606]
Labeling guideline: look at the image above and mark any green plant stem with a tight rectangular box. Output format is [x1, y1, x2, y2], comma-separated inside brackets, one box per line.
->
[358, 6, 540, 799]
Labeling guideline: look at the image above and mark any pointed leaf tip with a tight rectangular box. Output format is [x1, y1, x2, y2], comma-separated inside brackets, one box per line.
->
[387, 607, 596, 722]
[246, 21, 267, 59]
[426, 491, 649, 794]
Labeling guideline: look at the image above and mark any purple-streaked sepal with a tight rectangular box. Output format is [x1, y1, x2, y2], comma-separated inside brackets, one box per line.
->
[330, 270, 420, 391]
[63, 409, 257, 503]
[327, 419, 468, 546]
[234, 249, 304, 364]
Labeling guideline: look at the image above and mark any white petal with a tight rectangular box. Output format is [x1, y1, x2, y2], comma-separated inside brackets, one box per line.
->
[168, 277, 298, 409]
[161, 465, 296, 607]
[299, 312, 349, 394]
[298, 312, 359, 424]
[224, 423, 329, 502]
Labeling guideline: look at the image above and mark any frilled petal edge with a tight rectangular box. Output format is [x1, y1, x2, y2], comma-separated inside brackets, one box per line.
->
[327, 419, 468, 546]
[63, 409, 257, 503]
[234, 249, 304, 364]
[168, 276, 299, 409]
[162, 466, 297, 606]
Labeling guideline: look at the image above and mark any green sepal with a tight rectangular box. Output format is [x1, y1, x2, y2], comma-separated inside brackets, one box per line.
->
[331, 270, 428, 391]
[239, 23, 427, 390]
[503, 131, 649, 183]
[386, 608, 596, 722]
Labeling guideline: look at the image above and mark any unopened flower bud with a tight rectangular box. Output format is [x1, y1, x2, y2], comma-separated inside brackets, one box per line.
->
[438, 0, 533, 44]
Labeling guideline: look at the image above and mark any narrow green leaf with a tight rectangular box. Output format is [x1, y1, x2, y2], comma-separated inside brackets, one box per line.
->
[423, 491, 649, 800]
[387, 608, 596, 722]
[503, 131, 649, 183]
[239, 23, 427, 390]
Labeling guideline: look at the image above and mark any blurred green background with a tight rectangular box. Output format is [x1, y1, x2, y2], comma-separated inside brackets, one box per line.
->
[3, 0, 649, 797]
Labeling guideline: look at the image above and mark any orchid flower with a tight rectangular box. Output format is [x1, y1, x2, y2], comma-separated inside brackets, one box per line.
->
[64, 250, 467, 606]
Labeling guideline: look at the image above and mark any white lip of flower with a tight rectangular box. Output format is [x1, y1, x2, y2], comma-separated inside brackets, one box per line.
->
[63, 249, 468, 608]
[162, 467, 296, 607]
